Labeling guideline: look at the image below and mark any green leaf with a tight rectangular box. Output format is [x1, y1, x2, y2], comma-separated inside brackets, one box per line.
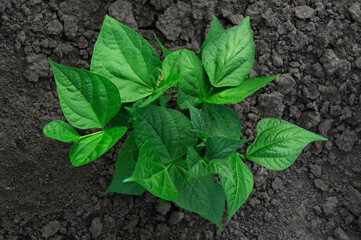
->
[43, 120, 79, 142]
[49, 59, 121, 129]
[202, 16, 254, 87]
[139, 72, 180, 108]
[218, 153, 253, 223]
[177, 50, 211, 109]
[69, 127, 127, 167]
[158, 94, 173, 106]
[169, 161, 225, 230]
[105, 161, 145, 195]
[246, 118, 328, 170]
[161, 50, 182, 80]
[90, 15, 161, 102]
[205, 75, 279, 104]
[108, 112, 130, 128]
[205, 137, 249, 161]
[153, 32, 171, 57]
[124, 141, 178, 201]
[133, 106, 197, 163]
[187, 103, 209, 138]
[201, 104, 242, 139]
[115, 132, 138, 172]
[199, 15, 225, 58]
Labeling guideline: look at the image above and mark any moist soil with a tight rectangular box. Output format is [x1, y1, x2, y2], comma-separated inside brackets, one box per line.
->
[0, 0, 360, 239]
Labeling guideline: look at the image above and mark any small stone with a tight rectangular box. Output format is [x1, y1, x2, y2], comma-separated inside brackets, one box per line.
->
[320, 49, 339, 75]
[108, 0, 138, 31]
[41, 220, 61, 238]
[343, 186, 361, 216]
[300, 110, 321, 129]
[309, 164, 322, 178]
[45, 19, 64, 35]
[355, 57, 361, 69]
[272, 177, 284, 191]
[257, 92, 285, 118]
[314, 179, 328, 191]
[295, 6, 315, 19]
[272, 52, 283, 67]
[349, 3, 361, 23]
[333, 227, 350, 240]
[149, 0, 173, 11]
[322, 197, 338, 216]
[335, 129, 358, 152]
[63, 15, 78, 39]
[274, 73, 296, 94]
[169, 211, 184, 225]
[89, 217, 103, 239]
[318, 119, 333, 136]
[156, 201, 171, 216]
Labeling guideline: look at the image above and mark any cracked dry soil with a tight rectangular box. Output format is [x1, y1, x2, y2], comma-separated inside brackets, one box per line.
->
[0, 0, 360, 239]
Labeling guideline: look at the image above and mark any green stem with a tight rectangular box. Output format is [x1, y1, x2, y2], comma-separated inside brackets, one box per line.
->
[205, 86, 214, 97]
[201, 159, 208, 167]
[79, 130, 103, 139]
[237, 153, 246, 159]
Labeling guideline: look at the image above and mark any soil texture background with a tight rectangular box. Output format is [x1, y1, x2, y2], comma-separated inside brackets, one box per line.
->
[1, 0, 361, 239]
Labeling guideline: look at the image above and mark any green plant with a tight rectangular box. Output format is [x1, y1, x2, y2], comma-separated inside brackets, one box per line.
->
[43, 15, 327, 230]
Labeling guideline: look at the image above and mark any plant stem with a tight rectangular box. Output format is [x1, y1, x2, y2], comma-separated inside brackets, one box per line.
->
[79, 130, 103, 139]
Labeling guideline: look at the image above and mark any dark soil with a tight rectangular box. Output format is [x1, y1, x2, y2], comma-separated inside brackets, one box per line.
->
[1, 0, 360, 239]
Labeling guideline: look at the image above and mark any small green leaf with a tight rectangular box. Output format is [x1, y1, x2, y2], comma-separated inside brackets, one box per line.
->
[133, 106, 197, 163]
[187, 102, 209, 137]
[115, 132, 138, 172]
[199, 15, 225, 58]
[43, 120, 79, 142]
[202, 104, 242, 139]
[206, 75, 279, 104]
[205, 137, 249, 160]
[69, 127, 127, 167]
[105, 161, 145, 195]
[169, 161, 225, 230]
[153, 32, 171, 57]
[246, 118, 328, 170]
[49, 59, 121, 129]
[158, 94, 173, 106]
[124, 141, 178, 201]
[177, 50, 211, 109]
[139, 72, 180, 108]
[202, 16, 254, 87]
[91, 15, 161, 102]
[218, 153, 254, 223]
[161, 50, 182, 80]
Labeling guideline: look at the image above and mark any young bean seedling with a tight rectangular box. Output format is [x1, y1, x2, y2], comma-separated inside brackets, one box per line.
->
[43, 15, 327, 230]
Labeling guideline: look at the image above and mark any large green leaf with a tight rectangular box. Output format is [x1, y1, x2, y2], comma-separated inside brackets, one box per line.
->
[246, 118, 328, 170]
[69, 127, 127, 167]
[205, 75, 279, 104]
[218, 153, 254, 223]
[201, 104, 242, 139]
[153, 32, 171, 57]
[169, 161, 225, 230]
[133, 106, 197, 163]
[105, 161, 145, 195]
[107, 112, 130, 129]
[124, 141, 178, 201]
[187, 103, 210, 140]
[49, 60, 121, 129]
[199, 15, 225, 58]
[115, 132, 138, 172]
[43, 120, 79, 142]
[205, 137, 249, 161]
[202, 16, 254, 87]
[177, 50, 211, 109]
[90, 15, 161, 102]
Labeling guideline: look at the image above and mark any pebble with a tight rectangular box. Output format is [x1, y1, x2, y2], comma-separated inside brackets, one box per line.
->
[257, 92, 285, 118]
[348, 3, 361, 23]
[322, 197, 338, 216]
[45, 19, 64, 35]
[108, 0, 138, 31]
[314, 179, 328, 192]
[89, 217, 103, 239]
[41, 220, 61, 238]
[300, 110, 321, 129]
[63, 14, 78, 39]
[156, 201, 171, 216]
[333, 227, 350, 240]
[309, 164, 322, 178]
[320, 49, 340, 75]
[294, 6, 315, 19]
[271, 177, 284, 191]
[168, 211, 184, 225]
[335, 129, 358, 152]
[342, 186, 361, 216]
